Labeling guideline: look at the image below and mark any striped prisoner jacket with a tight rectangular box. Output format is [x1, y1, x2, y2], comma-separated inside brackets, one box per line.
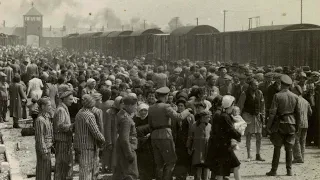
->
[53, 103, 73, 142]
[35, 113, 53, 153]
[74, 108, 105, 150]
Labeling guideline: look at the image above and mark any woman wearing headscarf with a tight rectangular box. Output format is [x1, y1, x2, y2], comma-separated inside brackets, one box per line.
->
[9, 74, 27, 128]
[206, 95, 242, 180]
[0, 72, 8, 122]
[172, 99, 195, 180]
[102, 96, 123, 173]
[82, 78, 97, 97]
[133, 103, 155, 180]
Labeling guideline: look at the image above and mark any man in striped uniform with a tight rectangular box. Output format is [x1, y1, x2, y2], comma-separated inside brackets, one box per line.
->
[112, 94, 139, 180]
[75, 94, 106, 180]
[53, 85, 74, 180]
[34, 98, 53, 180]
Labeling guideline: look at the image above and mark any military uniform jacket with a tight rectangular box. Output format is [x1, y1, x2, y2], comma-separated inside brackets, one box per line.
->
[117, 109, 138, 159]
[74, 108, 105, 150]
[35, 113, 53, 154]
[268, 89, 301, 134]
[148, 102, 190, 140]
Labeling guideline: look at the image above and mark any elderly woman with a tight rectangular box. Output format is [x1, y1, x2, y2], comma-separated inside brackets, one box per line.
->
[133, 103, 155, 180]
[34, 97, 53, 180]
[206, 95, 242, 180]
[0, 72, 8, 123]
[9, 74, 27, 128]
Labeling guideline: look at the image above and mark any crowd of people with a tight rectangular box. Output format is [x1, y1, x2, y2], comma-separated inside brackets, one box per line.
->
[0, 45, 319, 180]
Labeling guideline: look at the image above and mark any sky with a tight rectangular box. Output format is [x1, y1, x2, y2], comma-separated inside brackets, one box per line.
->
[0, 0, 320, 32]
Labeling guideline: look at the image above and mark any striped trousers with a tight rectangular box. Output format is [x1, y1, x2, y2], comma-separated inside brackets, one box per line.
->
[79, 149, 99, 180]
[36, 150, 52, 180]
[54, 141, 73, 180]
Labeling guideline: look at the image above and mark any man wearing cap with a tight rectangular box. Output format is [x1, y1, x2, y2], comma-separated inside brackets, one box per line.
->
[75, 94, 106, 180]
[169, 68, 184, 90]
[54, 85, 75, 180]
[113, 95, 139, 180]
[291, 85, 312, 164]
[232, 74, 248, 103]
[237, 79, 265, 162]
[266, 75, 301, 176]
[3, 62, 13, 84]
[148, 87, 191, 180]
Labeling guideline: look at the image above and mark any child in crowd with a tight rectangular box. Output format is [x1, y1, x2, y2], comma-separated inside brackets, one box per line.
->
[188, 110, 212, 180]
[231, 106, 247, 150]
[28, 97, 39, 127]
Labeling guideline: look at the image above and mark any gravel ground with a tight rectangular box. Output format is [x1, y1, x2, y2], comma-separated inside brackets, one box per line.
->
[1, 122, 320, 180]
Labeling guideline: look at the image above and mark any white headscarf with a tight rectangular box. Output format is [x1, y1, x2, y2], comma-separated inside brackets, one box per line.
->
[136, 103, 149, 119]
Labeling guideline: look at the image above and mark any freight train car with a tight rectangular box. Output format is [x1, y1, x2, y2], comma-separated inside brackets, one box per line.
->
[105, 31, 133, 57]
[169, 25, 219, 61]
[194, 24, 320, 67]
[126, 28, 164, 60]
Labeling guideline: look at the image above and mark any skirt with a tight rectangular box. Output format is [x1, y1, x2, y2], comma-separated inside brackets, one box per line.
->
[242, 112, 262, 134]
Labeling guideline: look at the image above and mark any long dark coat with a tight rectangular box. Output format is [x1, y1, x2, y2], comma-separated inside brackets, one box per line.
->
[9, 83, 27, 119]
[206, 111, 241, 176]
[133, 115, 155, 180]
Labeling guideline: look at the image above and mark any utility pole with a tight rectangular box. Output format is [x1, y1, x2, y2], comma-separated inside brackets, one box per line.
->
[248, 18, 252, 30]
[196, 18, 199, 26]
[122, 25, 124, 31]
[144, 20, 146, 29]
[272, 21, 274, 26]
[301, 0, 303, 24]
[223, 10, 226, 32]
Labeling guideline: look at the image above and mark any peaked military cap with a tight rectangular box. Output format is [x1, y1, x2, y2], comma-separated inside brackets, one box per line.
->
[156, 87, 170, 95]
[280, 74, 293, 85]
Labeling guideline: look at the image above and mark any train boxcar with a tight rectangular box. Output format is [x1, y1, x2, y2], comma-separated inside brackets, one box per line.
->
[152, 34, 170, 61]
[127, 28, 164, 60]
[105, 31, 133, 57]
[98, 31, 113, 54]
[169, 25, 219, 61]
[63, 33, 79, 52]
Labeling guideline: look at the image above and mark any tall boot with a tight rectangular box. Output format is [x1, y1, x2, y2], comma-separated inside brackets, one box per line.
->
[285, 148, 293, 176]
[266, 146, 281, 176]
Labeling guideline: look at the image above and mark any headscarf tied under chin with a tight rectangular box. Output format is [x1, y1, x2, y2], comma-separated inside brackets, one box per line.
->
[136, 103, 149, 119]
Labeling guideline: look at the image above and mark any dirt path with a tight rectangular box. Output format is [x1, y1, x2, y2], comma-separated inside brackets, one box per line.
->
[1, 122, 319, 180]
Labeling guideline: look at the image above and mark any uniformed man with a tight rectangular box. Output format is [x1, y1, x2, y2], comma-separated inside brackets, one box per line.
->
[74, 94, 105, 180]
[266, 75, 300, 176]
[148, 87, 191, 180]
[113, 94, 139, 180]
[54, 85, 74, 180]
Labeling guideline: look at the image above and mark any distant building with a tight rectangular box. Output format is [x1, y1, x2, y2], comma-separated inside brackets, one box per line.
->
[0, 5, 107, 48]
